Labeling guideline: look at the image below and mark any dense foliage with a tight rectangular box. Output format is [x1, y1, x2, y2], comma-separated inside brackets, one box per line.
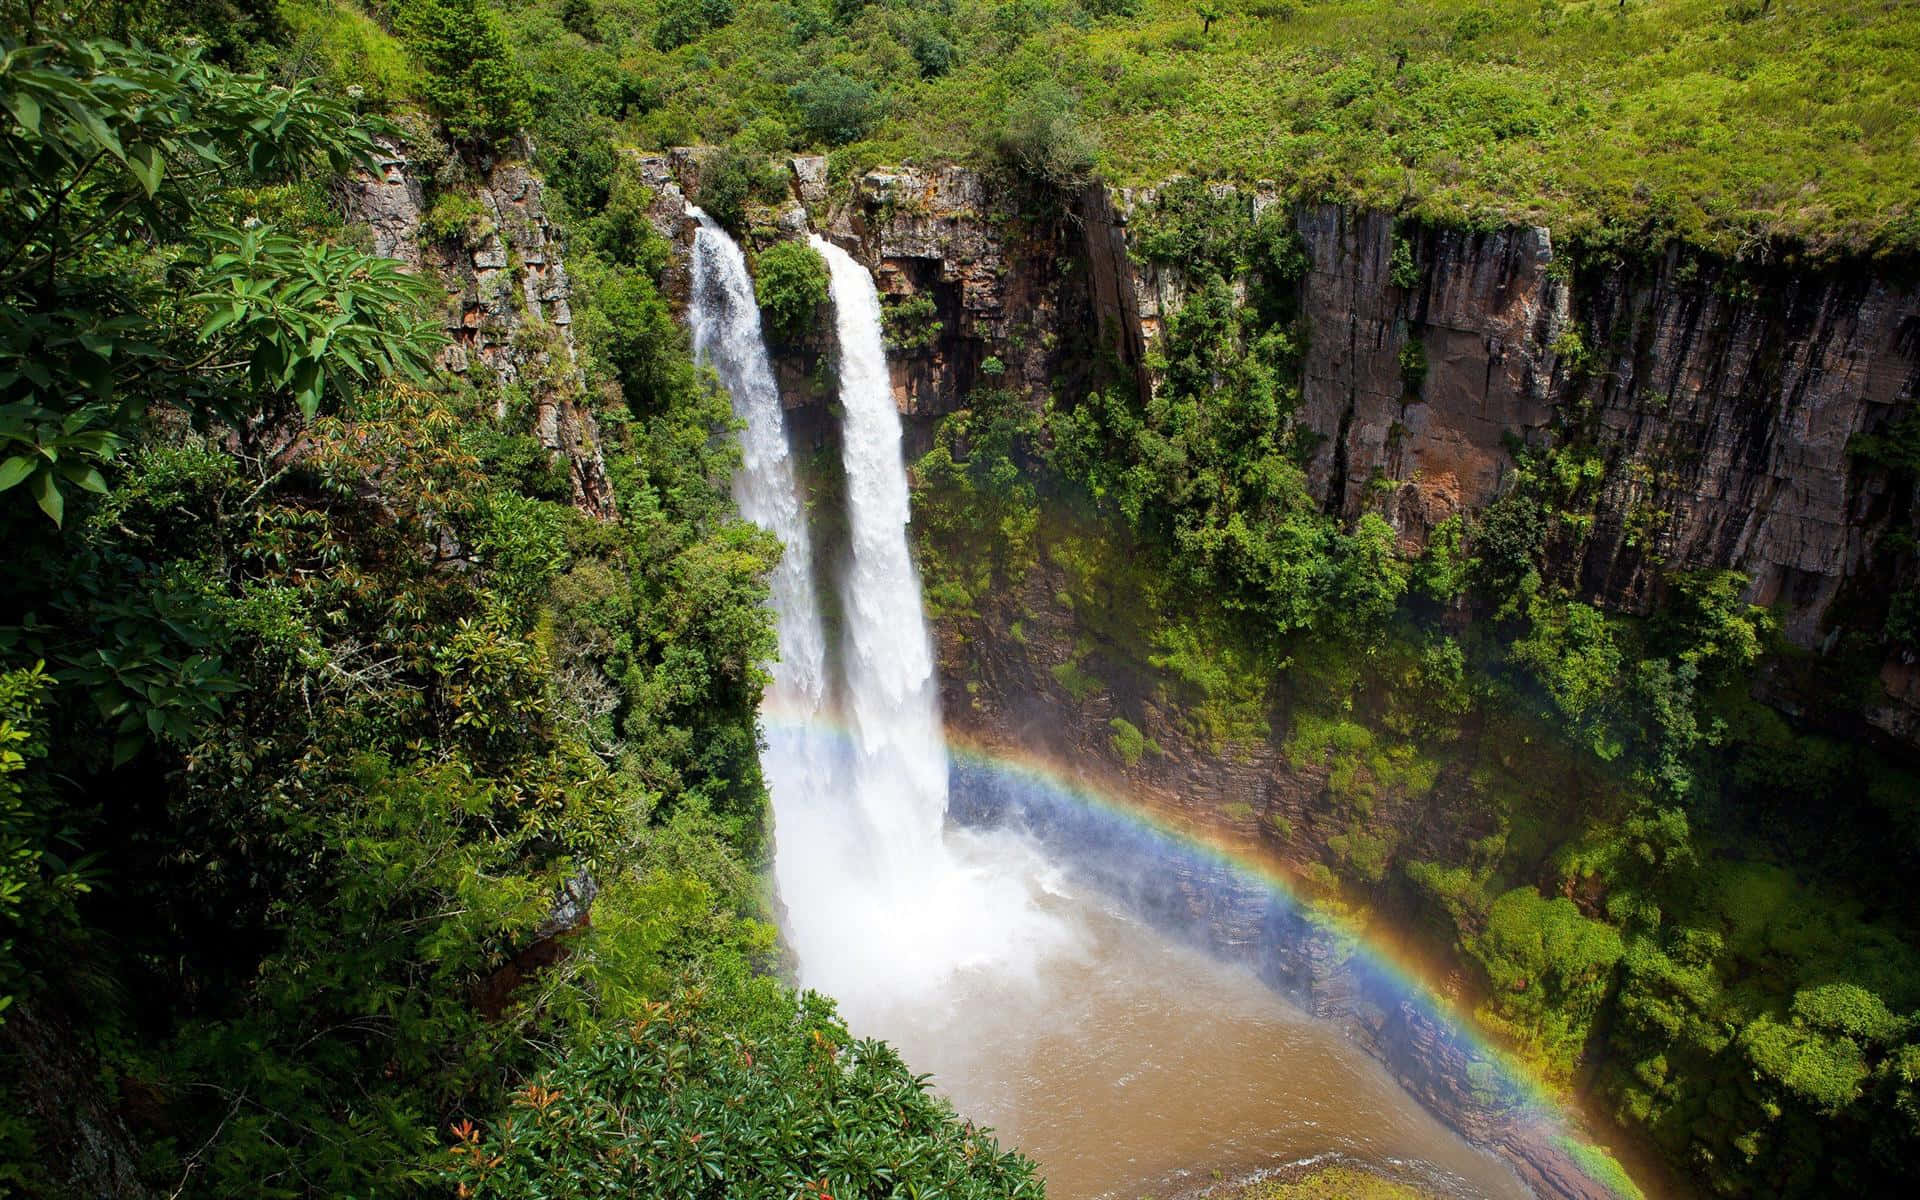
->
[447, 988, 1042, 1199]
[752, 238, 829, 348]
[0, 7, 1034, 1198]
[908, 181, 1920, 1198]
[485, 0, 1918, 256]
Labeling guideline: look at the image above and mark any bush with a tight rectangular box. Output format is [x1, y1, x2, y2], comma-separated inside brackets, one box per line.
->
[792, 70, 883, 146]
[1109, 716, 1146, 765]
[420, 190, 494, 248]
[653, 0, 735, 52]
[996, 81, 1099, 190]
[446, 987, 1041, 1199]
[881, 293, 942, 351]
[1469, 887, 1625, 1078]
[693, 147, 778, 235]
[753, 240, 829, 347]
[1510, 597, 1625, 760]
[396, 0, 530, 147]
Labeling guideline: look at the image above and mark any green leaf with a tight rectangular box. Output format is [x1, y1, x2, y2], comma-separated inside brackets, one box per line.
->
[111, 732, 144, 767]
[5, 91, 41, 135]
[0, 456, 33, 492]
[126, 143, 163, 196]
[57, 461, 108, 494]
[28, 470, 62, 526]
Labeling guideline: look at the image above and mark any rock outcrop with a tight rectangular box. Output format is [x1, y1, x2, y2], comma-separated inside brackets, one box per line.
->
[343, 146, 615, 519]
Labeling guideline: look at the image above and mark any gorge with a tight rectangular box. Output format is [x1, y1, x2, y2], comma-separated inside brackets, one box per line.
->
[5, 6, 1918, 1200]
[686, 186, 1634, 1197]
[637, 135, 1920, 1199]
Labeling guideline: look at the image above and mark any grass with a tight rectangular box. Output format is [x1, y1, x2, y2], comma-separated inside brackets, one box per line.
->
[912, 0, 1920, 255]
[903, 0, 1920, 255]
[493, 0, 1920, 256]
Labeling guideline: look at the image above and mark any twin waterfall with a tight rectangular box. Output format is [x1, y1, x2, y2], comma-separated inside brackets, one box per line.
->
[687, 212, 1068, 1029]
[685, 213, 1544, 1200]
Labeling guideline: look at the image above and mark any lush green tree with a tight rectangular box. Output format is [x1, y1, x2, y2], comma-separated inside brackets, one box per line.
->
[1468, 887, 1625, 1078]
[655, 0, 737, 53]
[445, 985, 1041, 1200]
[791, 69, 882, 147]
[996, 81, 1098, 190]
[394, 0, 530, 147]
[753, 239, 828, 347]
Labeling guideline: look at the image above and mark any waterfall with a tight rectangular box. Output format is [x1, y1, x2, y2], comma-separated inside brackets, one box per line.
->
[808, 235, 948, 882]
[794, 235, 1075, 1027]
[690, 211, 1071, 1034]
[687, 208, 844, 966]
[687, 209, 828, 716]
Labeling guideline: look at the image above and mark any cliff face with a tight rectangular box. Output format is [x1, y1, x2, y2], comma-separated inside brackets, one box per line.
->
[343, 145, 615, 519]
[1265, 208, 1918, 649]
[672, 158, 1916, 743]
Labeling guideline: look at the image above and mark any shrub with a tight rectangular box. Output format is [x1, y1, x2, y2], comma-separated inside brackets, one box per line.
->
[1389, 234, 1420, 288]
[753, 240, 829, 347]
[559, 0, 601, 41]
[1510, 597, 1625, 760]
[653, 0, 735, 52]
[1469, 887, 1625, 1078]
[911, 29, 958, 78]
[420, 190, 493, 248]
[996, 82, 1099, 190]
[791, 70, 883, 146]
[881, 293, 942, 351]
[693, 147, 778, 235]
[445, 987, 1040, 1199]
[1051, 658, 1105, 702]
[396, 0, 530, 147]
[1108, 716, 1146, 765]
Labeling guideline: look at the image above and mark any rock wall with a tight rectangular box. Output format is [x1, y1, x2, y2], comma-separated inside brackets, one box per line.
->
[343, 145, 615, 519]
[643, 155, 1917, 743]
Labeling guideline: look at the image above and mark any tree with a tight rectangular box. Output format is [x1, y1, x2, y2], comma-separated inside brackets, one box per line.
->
[394, 0, 530, 147]
[791, 69, 882, 146]
[753, 240, 828, 347]
[0, 30, 438, 528]
[653, 0, 735, 53]
[996, 81, 1098, 189]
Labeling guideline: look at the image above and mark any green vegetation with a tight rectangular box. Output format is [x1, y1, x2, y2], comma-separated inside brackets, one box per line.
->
[395, 0, 531, 147]
[0, 6, 1034, 1197]
[752, 238, 829, 346]
[909, 389, 1041, 621]
[486, 0, 1917, 256]
[908, 168, 1920, 1200]
[881, 291, 942, 351]
[1108, 715, 1147, 765]
[1467, 887, 1624, 1076]
[448, 988, 1040, 1198]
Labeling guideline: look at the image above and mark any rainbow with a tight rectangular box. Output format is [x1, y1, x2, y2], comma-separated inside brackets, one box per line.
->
[758, 709, 1645, 1200]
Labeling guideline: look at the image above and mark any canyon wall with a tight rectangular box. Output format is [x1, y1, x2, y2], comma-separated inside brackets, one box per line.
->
[641, 153, 1920, 747]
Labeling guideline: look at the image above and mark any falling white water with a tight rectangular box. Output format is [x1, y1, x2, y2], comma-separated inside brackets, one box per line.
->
[687, 208, 828, 716]
[686, 207, 843, 917]
[810, 235, 948, 877]
[778, 234, 1076, 1029]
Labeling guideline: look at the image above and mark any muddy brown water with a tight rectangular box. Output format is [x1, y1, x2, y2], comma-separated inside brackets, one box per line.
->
[857, 882, 1533, 1200]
